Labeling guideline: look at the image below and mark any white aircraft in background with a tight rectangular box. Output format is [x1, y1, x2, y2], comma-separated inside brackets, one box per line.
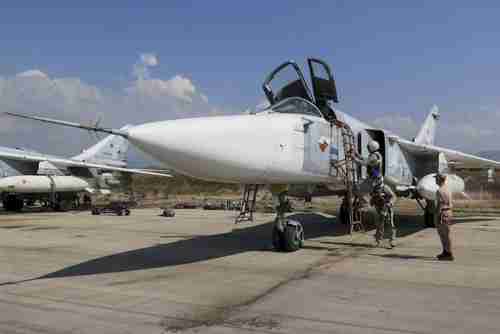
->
[0, 126, 170, 211]
[5, 58, 499, 251]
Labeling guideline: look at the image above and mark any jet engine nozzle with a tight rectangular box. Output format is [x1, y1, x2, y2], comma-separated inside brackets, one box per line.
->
[416, 173, 464, 201]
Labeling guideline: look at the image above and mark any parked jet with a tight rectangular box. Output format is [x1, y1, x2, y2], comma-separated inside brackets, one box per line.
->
[0, 127, 170, 211]
[5, 58, 500, 251]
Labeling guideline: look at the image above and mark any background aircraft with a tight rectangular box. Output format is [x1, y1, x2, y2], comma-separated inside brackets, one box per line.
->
[0, 127, 170, 211]
[5, 57, 500, 251]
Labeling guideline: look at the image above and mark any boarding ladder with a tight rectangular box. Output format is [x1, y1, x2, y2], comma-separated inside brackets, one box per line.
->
[331, 120, 364, 234]
[235, 184, 259, 224]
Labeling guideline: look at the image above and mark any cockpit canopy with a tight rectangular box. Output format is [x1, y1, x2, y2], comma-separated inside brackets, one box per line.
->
[263, 62, 313, 105]
[262, 58, 338, 121]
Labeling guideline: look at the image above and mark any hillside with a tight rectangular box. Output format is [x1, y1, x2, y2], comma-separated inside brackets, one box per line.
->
[129, 172, 240, 197]
[477, 150, 500, 161]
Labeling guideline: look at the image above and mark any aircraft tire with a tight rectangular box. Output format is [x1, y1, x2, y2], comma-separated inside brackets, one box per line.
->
[4, 196, 23, 212]
[14, 198, 24, 212]
[54, 200, 71, 212]
[2, 199, 11, 211]
[282, 220, 304, 252]
[272, 226, 285, 251]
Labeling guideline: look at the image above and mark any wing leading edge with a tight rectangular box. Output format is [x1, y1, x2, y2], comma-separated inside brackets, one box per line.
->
[0, 149, 171, 177]
[397, 138, 500, 169]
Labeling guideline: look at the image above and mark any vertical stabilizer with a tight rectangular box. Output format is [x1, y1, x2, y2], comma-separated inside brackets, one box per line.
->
[72, 125, 132, 167]
[414, 105, 439, 146]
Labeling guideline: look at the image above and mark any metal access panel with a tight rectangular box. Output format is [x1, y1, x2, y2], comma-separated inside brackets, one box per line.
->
[302, 120, 331, 175]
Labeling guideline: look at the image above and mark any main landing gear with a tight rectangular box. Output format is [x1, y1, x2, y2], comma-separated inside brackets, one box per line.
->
[272, 192, 304, 252]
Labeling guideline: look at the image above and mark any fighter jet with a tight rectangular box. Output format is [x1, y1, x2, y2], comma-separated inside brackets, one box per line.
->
[0, 127, 170, 211]
[5, 58, 500, 251]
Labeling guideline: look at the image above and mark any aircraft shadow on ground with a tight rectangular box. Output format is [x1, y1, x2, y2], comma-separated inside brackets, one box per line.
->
[396, 214, 428, 238]
[0, 212, 428, 283]
[38, 213, 345, 279]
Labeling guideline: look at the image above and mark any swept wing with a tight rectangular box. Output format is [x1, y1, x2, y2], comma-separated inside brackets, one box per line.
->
[0, 148, 171, 177]
[397, 138, 500, 169]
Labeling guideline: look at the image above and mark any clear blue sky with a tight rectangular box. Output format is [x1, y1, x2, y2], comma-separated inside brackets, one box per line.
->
[1, 1, 500, 153]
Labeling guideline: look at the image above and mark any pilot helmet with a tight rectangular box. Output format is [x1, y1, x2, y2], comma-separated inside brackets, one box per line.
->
[367, 140, 380, 153]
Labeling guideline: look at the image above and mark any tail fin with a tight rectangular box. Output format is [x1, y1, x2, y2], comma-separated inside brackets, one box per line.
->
[72, 125, 132, 167]
[414, 105, 440, 146]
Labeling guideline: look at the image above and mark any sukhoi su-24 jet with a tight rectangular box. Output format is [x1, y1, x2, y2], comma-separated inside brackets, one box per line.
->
[6, 58, 500, 251]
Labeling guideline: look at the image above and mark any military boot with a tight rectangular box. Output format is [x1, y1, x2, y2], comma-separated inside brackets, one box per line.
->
[438, 251, 454, 261]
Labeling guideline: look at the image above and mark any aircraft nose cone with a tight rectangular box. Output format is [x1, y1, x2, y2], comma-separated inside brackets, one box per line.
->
[126, 115, 277, 182]
[128, 119, 198, 157]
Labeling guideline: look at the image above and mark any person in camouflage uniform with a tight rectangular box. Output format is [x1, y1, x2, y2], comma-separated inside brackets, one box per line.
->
[371, 184, 397, 248]
[355, 140, 384, 194]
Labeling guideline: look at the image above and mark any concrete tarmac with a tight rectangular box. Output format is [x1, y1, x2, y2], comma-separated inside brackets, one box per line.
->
[0, 208, 499, 333]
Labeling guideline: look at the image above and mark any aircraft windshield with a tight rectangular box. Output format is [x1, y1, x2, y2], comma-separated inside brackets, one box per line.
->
[269, 97, 322, 117]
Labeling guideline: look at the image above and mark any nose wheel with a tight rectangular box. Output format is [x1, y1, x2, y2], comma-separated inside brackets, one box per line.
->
[273, 220, 304, 252]
[272, 192, 304, 252]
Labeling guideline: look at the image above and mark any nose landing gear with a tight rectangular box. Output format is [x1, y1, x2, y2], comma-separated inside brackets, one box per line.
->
[272, 192, 304, 252]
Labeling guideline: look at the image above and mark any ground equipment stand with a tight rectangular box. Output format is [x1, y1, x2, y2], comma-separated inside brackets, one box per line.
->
[331, 120, 364, 234]
[235, 184, 259, 224]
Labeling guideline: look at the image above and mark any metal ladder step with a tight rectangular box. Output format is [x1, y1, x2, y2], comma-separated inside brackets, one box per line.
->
[235, 184, 259, 224]
[331, 120, 363, 234]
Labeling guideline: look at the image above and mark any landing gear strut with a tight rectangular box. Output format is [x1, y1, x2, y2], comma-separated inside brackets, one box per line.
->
[272, 192, 304, 252]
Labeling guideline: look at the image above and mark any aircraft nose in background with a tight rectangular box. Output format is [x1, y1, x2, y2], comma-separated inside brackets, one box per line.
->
[0, 178, 16, 191]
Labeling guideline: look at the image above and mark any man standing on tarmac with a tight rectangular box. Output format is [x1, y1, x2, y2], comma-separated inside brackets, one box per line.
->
[435, 173, 454, 261]
[371, 184, 397, 248]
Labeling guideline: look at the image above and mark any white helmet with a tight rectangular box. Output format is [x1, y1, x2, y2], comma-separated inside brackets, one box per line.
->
[367, 140, 380, 153]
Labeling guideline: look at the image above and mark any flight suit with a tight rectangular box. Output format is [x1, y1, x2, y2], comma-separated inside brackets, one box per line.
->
[366, 151, 384, 191]
[356, 151, 384, 194]
[372, 185, 396, 246]
[435, 185, 453, 254]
